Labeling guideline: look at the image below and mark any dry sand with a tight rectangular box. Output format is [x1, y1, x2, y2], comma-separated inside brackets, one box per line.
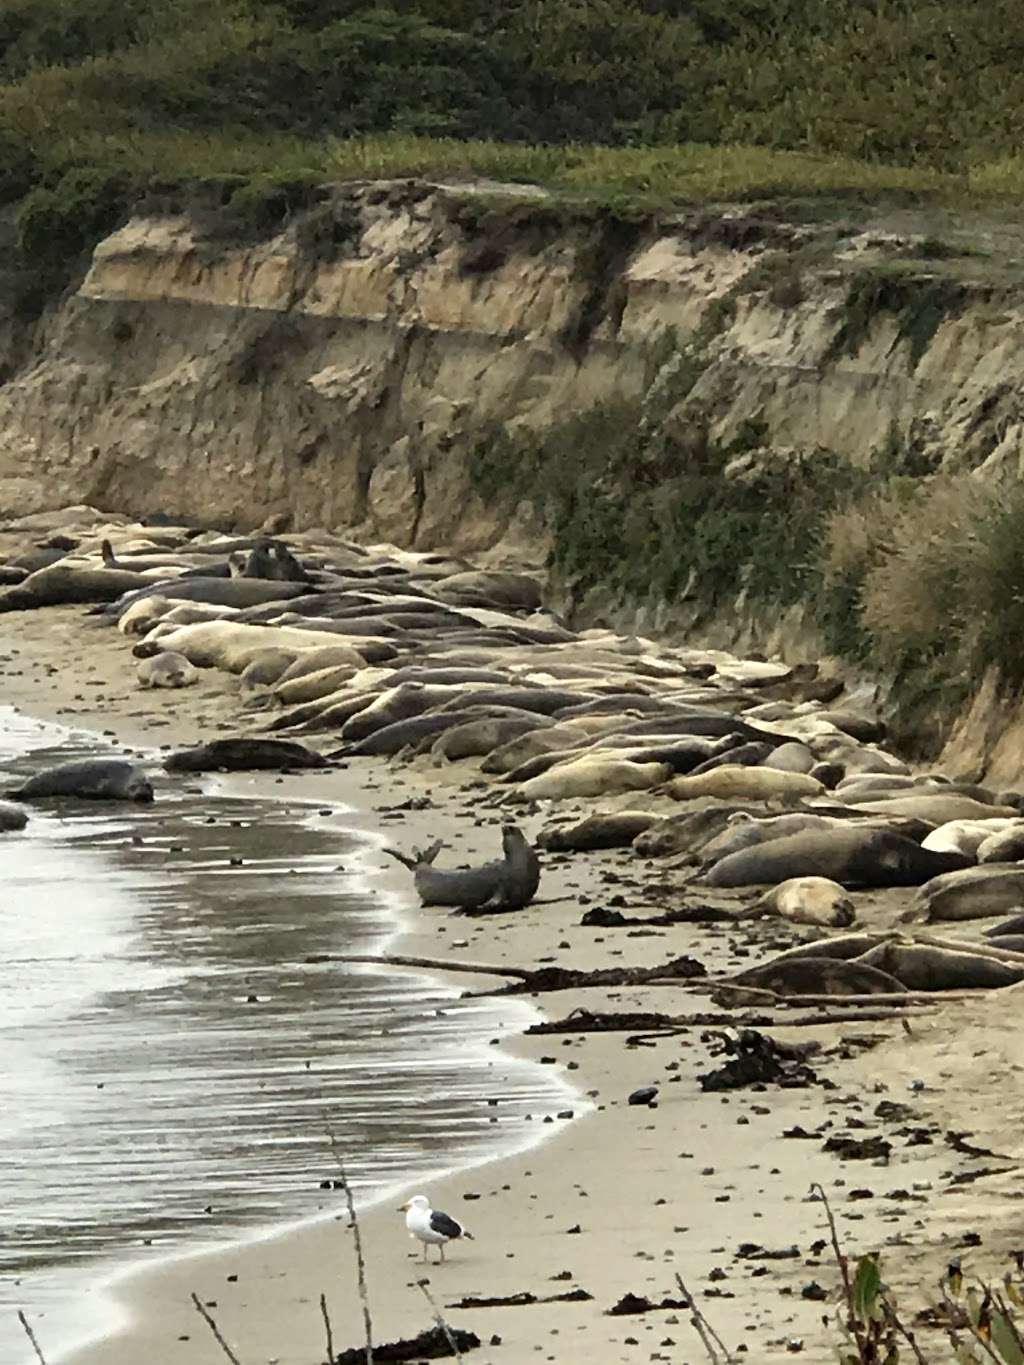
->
[3, 607, 1024, 1365]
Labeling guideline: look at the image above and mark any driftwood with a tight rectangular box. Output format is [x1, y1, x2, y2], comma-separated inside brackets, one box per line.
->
[308, 953, 968, 1004]
[526, 1006, 932, 1037]
[307, 950, 705, 995]
[705, 981, 986, 1008]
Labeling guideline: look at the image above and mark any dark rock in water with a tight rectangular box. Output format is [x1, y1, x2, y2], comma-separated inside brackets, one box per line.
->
[628, 1086, 659, 1107]
[697, 1029, 821, 1092]
[163, 738, 327, 772]
[334, 1326, 481, 1361]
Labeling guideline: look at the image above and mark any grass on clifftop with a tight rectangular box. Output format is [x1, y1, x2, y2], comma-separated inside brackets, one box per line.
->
[6, 0, 1024, 314]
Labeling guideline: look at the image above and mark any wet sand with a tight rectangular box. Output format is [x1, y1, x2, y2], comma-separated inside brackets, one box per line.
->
[4, 607, 1024, 1365]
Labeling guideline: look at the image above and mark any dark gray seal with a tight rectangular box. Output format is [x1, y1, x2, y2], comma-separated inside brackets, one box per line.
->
[386, 825, 540, 911]
[726, 956, 906, 998]
[0, 799, 28, 830]
[706, 828, 972, 889]
[7, 759, 153, 802]
[0, 564, 156, 609]
[163, 738, 327, 772]
[538, 811, 659, 852]
[857, 941, 1024, 991]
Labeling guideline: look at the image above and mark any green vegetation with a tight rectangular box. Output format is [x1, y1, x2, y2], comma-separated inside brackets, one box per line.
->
[470, 316, 1024, 756]
[3, 0, 1024, 313]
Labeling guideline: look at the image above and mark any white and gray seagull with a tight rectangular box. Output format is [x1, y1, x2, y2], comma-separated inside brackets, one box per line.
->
[398, 1194, 473, 1263]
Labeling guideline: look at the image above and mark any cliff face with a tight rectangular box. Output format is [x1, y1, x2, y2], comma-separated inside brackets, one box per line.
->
[1, 179, 1022, 771]
[1, 179, 1019, 553]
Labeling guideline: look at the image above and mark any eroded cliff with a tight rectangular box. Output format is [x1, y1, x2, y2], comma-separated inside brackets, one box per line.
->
[1, 178, 1022, 768]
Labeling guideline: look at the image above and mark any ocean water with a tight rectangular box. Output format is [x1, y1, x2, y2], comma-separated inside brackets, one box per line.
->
[0, 707, 576, 1363]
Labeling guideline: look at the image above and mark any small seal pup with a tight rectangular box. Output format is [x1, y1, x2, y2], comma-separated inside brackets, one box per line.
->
[137, 651, 198, 689]
[748, 877, 856, 928]
[6, 759, 154, 802]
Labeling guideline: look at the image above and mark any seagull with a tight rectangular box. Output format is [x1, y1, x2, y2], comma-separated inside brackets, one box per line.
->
[398, 1194, 473, 1263]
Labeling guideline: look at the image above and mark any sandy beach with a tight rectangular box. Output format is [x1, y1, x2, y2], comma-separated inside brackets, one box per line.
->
[4, 596, 1024, 1365]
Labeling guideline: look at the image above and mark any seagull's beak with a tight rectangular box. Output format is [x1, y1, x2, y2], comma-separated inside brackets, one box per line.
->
[397, 1202, 409, 1212]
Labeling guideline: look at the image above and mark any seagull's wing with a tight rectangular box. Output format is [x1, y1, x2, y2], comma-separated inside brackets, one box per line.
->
[429, 1210, 464, 1239]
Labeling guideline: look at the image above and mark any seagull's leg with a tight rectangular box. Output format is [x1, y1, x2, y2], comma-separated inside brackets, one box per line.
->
[440, 1242, 446, 1264]
[421, 1242, 428, 1263]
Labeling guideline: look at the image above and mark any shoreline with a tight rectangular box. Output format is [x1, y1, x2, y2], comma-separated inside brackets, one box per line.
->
[1, 612, 588, 1365]
[5, 600, 1024, 1365]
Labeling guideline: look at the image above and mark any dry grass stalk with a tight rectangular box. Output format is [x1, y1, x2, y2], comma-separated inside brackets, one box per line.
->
[320, 1291, 335, 1365]
[17, 1310, 48, 1365]
[413, 1278, 464, 1362]
[675, 1272, 736, 1363]
[327, 1134, 375, 1365]
[190, 1292, 243, 1365]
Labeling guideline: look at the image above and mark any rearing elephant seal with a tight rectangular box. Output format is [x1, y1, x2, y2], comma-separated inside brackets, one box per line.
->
[386, 825, 540, 911]
[6, 759, 154, 803]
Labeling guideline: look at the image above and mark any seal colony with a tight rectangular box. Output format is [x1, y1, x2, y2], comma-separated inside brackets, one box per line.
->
[7, 504, 1024, 1360]
[4, 504, 1024, 1001]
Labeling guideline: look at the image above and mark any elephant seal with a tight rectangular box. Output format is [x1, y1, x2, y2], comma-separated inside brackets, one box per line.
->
[432, 572, 542, 610]
[538, 811, 660, 852]
[985, 913, 1024, 939]
[857, 941, 1024, 991]
[987, 935, 1024, 953]
[431, 716, 548, 764]
[749, 877, 856, 928]
[677, 741, 775, 776]
[921, 819, 1020, 856]
[699, 813, 857, 867]
[340, 683, 470, 742]
[103, 577, 313, 619]
[133, 621, 362, 673]
[271, 665, 360, 707]
[277, 646, 390, 686]
[852, 795, 1019, 824]
[7, 759, 153, 802]
[118, 594, 176, 636]
[481, 725, 602, 774]
[163, 738, 327, 772]
[513, 758, 671, 802]
[763, 741, 816, 774]
[0, 563, 156, 609]
[815, 711, 886, 743]
[667, 766, 825, 803]
[707, 828, 971, 889]
[912, 866, 1024, 922]
[977, 827, 1024, 864]
[239, 649, 305, 692]
[632, 805, 754, 858]
[137, 651, 198, 689]
[238, 540, 310, 583]
[0, 799, 28, 831]
[100, 540, 191, 574]
[386, 824, 540, 910]
[725, 956, 906, 998]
